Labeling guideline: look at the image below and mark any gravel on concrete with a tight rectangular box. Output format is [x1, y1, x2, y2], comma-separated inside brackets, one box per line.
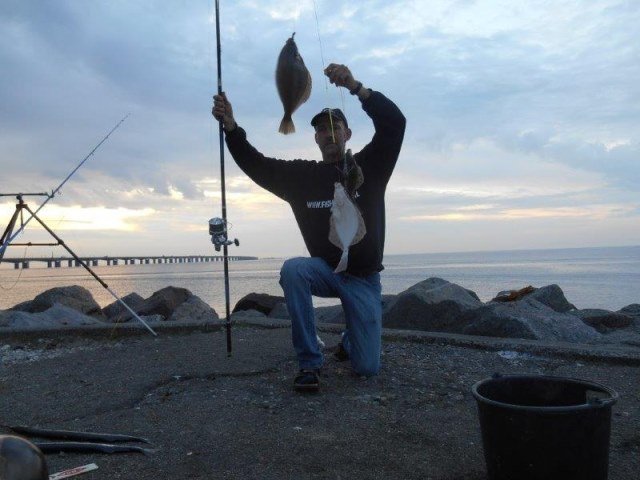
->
[1, 318, 639, 479]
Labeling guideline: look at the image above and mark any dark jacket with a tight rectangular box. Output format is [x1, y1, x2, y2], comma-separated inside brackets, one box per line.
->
[225, 91, 406, 276]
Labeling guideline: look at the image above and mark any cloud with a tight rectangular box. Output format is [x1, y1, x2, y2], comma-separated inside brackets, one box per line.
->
[400, 204, 634, 222]
[1, 0, 638, 256]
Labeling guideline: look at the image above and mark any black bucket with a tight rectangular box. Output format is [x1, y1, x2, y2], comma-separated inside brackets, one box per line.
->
[472, 374, 618, 480]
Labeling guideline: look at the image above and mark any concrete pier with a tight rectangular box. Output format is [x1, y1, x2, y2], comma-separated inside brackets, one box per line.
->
[2, 254, 258, 269]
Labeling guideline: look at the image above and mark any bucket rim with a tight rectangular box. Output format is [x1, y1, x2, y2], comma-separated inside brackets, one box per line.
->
[471, 374, 619, 412]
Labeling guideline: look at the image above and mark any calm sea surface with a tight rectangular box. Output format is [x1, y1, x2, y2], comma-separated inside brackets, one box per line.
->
[1, 246, 638, 313]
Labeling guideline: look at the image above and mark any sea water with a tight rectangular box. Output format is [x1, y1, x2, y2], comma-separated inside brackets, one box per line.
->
[1, 246, 638, 313]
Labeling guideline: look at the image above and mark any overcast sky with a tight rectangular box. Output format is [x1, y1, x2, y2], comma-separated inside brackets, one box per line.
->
[1, 0, 638, 258]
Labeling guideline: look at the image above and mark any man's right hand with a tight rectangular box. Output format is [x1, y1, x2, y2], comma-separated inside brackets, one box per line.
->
[212, 93, 237, 132]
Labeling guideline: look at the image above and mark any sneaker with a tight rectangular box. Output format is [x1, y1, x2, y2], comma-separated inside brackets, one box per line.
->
[294, 369, 320, 392]
[332, 342, 350, 362]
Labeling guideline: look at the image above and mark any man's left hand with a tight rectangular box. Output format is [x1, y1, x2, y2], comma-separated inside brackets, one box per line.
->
[324, 63, 359, 91]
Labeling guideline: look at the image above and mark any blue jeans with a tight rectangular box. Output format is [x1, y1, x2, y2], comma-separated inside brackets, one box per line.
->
[279, 257, 382, 376]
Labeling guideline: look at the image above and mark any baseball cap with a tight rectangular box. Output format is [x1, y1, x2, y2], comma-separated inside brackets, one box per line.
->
[310, 108, 348, 129]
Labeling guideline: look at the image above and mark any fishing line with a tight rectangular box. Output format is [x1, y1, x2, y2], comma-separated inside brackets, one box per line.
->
[311, 0, 350, 164]
[312, 0, 352, 184]
[207, 0, 217, 156]
[0, 245, 28, 291]
[0, 115, 129, 257]
[312, 0, 329, 92]
[312, 0, 337, 144]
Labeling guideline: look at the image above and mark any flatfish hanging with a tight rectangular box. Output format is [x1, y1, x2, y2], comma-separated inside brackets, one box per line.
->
[276, 33, 312, 134]
[329, 182, 366, 273]
[343, 149, 364, 197]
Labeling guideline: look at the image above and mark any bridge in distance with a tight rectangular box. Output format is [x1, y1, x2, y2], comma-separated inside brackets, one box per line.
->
[0, 255, 258, 269]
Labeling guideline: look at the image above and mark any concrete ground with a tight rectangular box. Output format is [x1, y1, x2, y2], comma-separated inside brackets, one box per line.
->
[0, 318, 639, 479]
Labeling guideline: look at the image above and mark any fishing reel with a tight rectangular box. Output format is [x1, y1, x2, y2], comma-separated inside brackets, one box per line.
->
[208, 217, 239, 252]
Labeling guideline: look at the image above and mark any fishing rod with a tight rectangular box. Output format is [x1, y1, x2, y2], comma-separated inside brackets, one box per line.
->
[0, 115, 158, 335]
[0, 115, 129, 257]
[211, 0, 237, 356]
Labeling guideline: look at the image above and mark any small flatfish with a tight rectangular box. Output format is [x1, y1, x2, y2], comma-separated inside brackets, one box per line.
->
[276, 33, 312, 134]
[343, 149, 363, 197]
[329, 182, 366, 273]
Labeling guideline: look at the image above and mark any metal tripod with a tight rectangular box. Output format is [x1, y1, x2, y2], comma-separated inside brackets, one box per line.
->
[0, 193, 157, 335]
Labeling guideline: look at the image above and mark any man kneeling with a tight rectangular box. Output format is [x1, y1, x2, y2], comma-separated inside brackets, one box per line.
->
[213, 63, 406, 391]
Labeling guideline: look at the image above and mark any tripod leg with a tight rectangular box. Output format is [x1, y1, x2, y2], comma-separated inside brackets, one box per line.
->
[23, 205, 157, 336]
[0, 206, 21, 260]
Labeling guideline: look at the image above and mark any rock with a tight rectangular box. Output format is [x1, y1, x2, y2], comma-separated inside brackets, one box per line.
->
[461, 298, 600, 342]
[233, 293, 284, 316]
[617, 304, 640, 333]
[103, 293, 145, 320]
[230, 309, 267, 321]
[315, 295, 399, 324]
[381, 294, 399, 314]
[618, 304, 640, 320]
[384, 278, 482, 331]
[315, 304, 344, 324]
[464, 289, 481, 302]
[491, 284, 575, 313]
[169, 296, 219, 323]
[528, 284, 576, 312]
[492, 286, 536, 302]
[593, 329, 640, 346]
[8, 299, 33, 312]
[268, 302, 290, 319]
[0, 304, 102, 329]
[570, 309, 633, 333]
[10, 286, 104, 319]
[112, 286, 191, 323]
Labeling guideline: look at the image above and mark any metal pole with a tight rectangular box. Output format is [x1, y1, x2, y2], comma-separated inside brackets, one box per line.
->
[214, 0, 233, 355]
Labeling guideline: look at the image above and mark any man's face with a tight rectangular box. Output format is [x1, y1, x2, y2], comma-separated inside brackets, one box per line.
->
[314, 117, 352, 161]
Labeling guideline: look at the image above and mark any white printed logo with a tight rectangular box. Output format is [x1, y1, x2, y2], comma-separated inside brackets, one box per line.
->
[306, 191, 360, 209]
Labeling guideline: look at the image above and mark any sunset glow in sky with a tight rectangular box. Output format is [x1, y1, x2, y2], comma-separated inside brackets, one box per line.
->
[1, 1, 638, 257]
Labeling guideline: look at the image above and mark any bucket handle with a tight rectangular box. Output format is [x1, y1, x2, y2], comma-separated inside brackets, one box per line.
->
[586, 389, 617, 407]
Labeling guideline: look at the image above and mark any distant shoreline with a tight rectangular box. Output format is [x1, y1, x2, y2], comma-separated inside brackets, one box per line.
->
[1, 246, 638, 313]
[1, 243, 638, 268]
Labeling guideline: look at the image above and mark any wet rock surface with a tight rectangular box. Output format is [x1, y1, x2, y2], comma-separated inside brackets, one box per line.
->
[0, 326, 638, 479]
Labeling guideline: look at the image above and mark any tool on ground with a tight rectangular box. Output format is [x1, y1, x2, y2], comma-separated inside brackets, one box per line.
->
[7, 426, 155, 456]
[49, 463, 98, 480]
